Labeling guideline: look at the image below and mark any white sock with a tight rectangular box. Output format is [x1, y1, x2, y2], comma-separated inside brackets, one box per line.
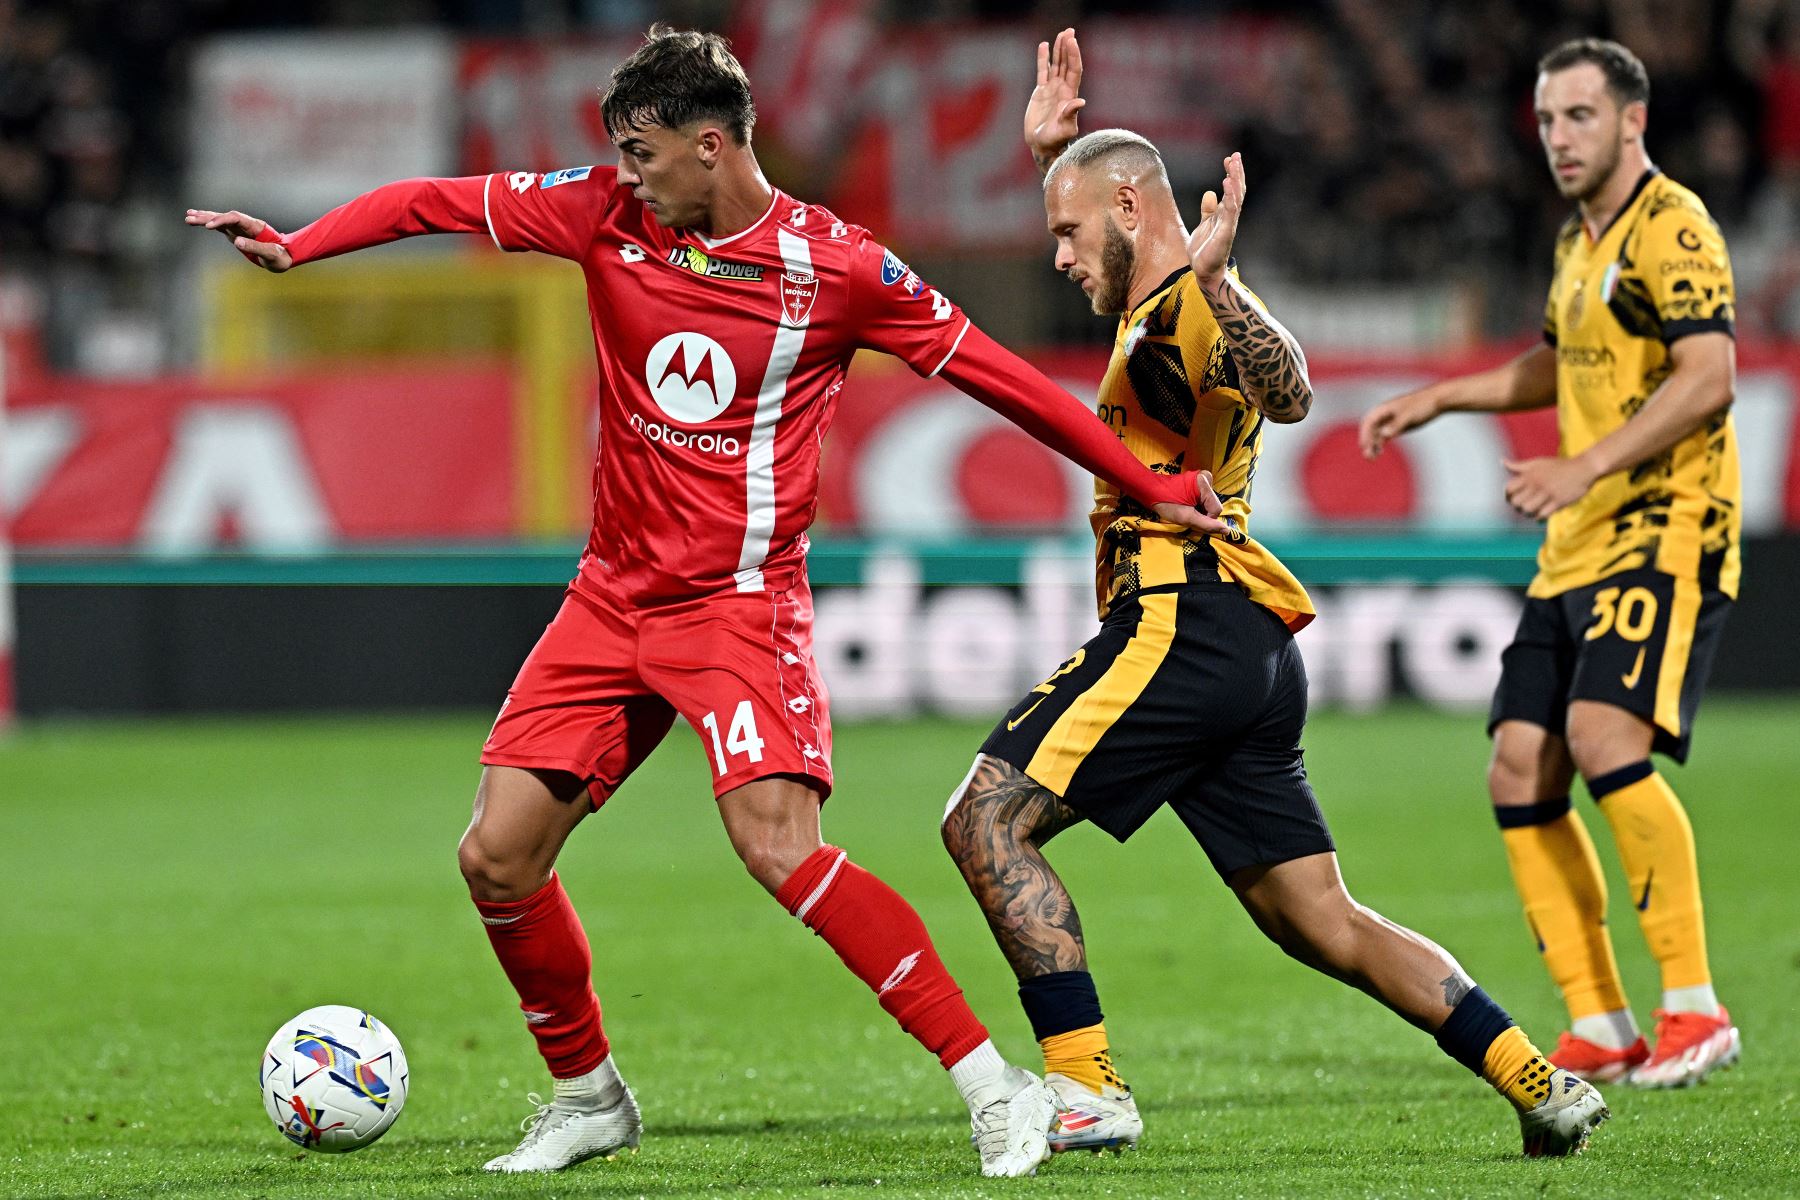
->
[1661, 983, 1720, 1015]
[552, 1053, 626, 1109]
[1570, 1009, 1640, 1049]
[948, 1039, 1013, 1111]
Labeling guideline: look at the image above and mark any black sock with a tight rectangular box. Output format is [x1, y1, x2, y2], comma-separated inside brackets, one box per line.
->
[1018, 970, 1104, 1041]
[1434, 986, 1517, 1075]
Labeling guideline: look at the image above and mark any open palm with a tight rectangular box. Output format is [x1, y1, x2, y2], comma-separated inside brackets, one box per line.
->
[1186, 153, 1246, 286]
[1025, 28, 1086, 167]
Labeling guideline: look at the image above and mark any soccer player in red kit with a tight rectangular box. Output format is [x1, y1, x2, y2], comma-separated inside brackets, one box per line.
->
[188, 26, 1223, 1177]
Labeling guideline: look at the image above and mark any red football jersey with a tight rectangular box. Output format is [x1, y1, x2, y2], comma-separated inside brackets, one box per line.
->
[482, 166, 969, 604]
[273, 169, 1195, 603]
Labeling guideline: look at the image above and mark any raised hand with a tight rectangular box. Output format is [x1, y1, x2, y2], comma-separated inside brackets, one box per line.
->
[185, 208, 293, 272]
[1025, 28, 1085, 172]
[1186, 153, 1245, 288]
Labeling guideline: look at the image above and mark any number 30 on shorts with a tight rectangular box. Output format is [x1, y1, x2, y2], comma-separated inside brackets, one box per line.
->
[1585, 585, 1658, 642]
[701, 700, 766, 774]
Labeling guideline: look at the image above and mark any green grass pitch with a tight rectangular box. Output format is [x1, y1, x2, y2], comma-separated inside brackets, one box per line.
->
[3, 702, 1797, 1198]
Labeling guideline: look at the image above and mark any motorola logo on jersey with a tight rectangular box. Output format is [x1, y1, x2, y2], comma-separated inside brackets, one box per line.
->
[629, 413, 743, 456]
[645, 332, 738, 424]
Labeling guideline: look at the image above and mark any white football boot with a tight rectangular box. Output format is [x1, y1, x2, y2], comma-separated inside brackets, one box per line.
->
[1045, 1072, 1142, 1153]
[483, 1084, 641, 1172]
[1517, 1068, 1609, 1157]
[969, 1066, 1057, 1177]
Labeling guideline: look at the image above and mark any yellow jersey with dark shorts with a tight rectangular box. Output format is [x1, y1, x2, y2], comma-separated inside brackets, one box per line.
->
[1490, 170, 1737, 762]
[980, 266, 1333, 879]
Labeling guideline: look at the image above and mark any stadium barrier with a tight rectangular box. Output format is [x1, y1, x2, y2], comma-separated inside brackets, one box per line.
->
[13, 534, 1800, 718]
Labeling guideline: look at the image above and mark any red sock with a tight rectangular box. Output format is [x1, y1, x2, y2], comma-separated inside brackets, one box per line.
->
[775, 845, 989, 1068]
[473, 872, 609, 1078]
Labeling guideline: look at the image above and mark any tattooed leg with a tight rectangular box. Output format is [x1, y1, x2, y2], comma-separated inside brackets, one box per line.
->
[1227, 851, 1477, 1032]
[942, 755, 1089, 980]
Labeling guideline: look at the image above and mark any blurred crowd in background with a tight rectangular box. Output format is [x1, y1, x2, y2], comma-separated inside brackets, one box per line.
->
[4, 0, 1799, 372]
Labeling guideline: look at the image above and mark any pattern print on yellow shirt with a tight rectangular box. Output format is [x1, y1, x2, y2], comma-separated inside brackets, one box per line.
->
[1091, 266, 1313, 631]
[1537, 170, 1740, 599]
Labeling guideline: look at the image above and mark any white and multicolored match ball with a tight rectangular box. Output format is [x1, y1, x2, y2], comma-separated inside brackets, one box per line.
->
[259, 1005, 409, 1152]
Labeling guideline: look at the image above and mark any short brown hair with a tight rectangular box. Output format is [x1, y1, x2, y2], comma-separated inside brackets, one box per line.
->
[1538, 37, 1651, 108]
[601, 24, 756, 145]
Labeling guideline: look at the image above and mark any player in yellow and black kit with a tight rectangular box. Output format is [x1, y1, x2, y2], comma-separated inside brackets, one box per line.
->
[1362, 39, 1740, 1089]
[939, 28, 1611, 1163]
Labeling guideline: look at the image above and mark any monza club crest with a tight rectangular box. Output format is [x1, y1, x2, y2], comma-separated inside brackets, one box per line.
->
[780, 272, 819, 327]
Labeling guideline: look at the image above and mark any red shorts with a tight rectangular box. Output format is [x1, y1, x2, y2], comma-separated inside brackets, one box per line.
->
[482, 575, 833, 804]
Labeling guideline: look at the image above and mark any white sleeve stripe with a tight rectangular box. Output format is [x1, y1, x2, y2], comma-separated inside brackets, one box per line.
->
[482, 173, 505, 252]
[927, 318, 972, 378]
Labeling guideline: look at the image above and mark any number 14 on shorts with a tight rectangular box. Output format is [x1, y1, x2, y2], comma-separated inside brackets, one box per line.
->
[701, 701, 766, 774]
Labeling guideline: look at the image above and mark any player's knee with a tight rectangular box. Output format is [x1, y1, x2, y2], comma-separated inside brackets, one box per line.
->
[1486, 743, 1540, 807]
[1563, 708, 1647, 781]
[1256, 889, 1358, 971]
[737, 840, 811, 895]
[457, 826, 538, 902]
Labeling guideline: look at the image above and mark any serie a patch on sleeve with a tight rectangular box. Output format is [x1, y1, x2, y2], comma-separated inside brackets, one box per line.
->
[541, 166, 594, 189]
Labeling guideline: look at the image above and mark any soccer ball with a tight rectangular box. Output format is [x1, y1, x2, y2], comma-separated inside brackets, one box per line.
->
[259, 1005, 409, 1152]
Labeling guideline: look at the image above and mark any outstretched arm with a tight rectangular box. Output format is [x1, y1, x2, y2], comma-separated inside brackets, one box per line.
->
[1359, 344, 1557, 458]
[185, 175, 492, 269]
[1186, 154, 1312, 423]
[937, 323, 1226, 535]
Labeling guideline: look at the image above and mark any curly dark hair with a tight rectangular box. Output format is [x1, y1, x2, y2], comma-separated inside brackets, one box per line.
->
[601, 23, 757, 145]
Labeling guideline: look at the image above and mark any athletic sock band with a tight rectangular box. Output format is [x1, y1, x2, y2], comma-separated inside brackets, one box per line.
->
[1586, 759, 1655, 801]
[1018, 970, 1104, 1041]
[1494, 795, 1572, 828]
[1434, 986, 1517, 1075]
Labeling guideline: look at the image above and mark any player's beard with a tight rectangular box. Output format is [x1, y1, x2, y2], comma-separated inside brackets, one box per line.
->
[1091, 216, 1135, 315]
[1556, 123, 1625, 203]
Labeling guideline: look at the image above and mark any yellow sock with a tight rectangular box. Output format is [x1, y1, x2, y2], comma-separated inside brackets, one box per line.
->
[1482, 1026, 1556, 1112]
[1594, 766, 1711, 991]
[1497, 799, 1630, 1020]
[1041, 1023, 1127, 1093]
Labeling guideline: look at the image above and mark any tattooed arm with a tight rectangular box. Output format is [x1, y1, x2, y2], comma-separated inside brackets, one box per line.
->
[1186, 152, 1313, 423]
[1200, 270, 1313, 423]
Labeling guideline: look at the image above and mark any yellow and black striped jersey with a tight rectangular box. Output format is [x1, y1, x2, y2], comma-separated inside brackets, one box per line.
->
[1091, 266, 1313, 631]
[1538, 170, 1741, 599]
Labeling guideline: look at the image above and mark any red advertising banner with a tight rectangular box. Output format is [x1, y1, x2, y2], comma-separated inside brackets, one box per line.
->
[818, 345, 1800, 536]
[5, 349, 1798, 551]
[7, 364, 516, 552]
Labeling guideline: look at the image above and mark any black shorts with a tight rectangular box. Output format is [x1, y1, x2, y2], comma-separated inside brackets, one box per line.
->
[1488, 568, 1731, 763]
[980, 583, 1335, 879]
